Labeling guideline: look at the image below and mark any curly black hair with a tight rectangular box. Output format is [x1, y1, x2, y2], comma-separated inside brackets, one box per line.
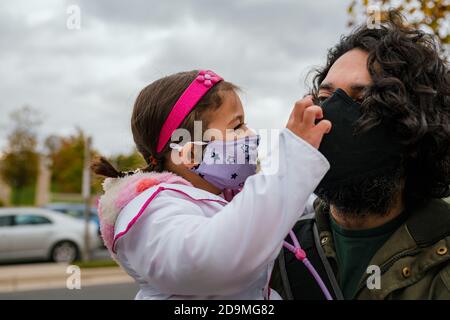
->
[312, 11, 450, 210]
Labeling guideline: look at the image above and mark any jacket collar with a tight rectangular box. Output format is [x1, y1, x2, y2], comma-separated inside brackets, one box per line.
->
[406, 199, 450, 247]
[315, 198, 450, 250]
[97, 171, 193, 256]
[314, 198, 450, 299]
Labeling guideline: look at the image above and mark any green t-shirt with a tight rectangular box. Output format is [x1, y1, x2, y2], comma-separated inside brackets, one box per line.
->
[330, 212, 407, 299]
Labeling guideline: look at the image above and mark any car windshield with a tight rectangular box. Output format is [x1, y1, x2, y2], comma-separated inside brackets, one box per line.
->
[0, 215, 14, 227]
[15, 215, 52, 226]
[46, 205, 98, 218]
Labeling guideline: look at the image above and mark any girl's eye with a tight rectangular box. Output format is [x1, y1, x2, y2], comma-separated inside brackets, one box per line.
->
[234, 122, 246, 130]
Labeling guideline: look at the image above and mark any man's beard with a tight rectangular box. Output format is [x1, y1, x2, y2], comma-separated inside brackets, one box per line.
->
[315, 166, 404, 217]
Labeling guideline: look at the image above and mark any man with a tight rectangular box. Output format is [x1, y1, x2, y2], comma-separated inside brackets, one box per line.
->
[270, 12, 450, 300]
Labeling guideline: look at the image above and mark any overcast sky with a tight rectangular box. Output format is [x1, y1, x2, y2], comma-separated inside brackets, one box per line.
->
[0, 0, 351, 156]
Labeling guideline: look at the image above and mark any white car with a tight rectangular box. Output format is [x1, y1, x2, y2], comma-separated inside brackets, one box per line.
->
[0, 207, 101, 263]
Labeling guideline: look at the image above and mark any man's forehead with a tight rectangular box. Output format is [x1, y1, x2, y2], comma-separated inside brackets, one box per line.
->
[321, 49, 372, 90]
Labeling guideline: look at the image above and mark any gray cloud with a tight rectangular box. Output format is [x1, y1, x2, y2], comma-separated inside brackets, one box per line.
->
[0, 0, 350, 156]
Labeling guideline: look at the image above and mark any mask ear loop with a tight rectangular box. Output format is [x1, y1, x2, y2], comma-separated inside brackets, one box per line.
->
[170, 141, 207, 167]
[169, 141, 207, 151]
[169, 143, 183, 152]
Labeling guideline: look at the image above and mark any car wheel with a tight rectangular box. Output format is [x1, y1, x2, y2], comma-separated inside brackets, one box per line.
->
[50, 241, 79, 263]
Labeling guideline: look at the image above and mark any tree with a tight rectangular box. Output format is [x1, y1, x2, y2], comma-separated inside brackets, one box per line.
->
[45, 129, 146, 196]
[45, 128, 87, 194]
[348, 0, 450, 44]
[90, 150, 147, 195]
[0, 106, 41, 205]
[111, 151, 147, 173]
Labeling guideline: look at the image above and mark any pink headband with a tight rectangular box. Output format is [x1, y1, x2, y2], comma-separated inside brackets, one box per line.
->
[156, 70, 223, 153]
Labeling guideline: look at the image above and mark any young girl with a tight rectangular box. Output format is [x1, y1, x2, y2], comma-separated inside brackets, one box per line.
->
[92, 70, 331, 299]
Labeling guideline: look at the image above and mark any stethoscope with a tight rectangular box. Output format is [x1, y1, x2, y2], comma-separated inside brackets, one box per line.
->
[283, 230, 333, 300]
[224, 188, 334, 300]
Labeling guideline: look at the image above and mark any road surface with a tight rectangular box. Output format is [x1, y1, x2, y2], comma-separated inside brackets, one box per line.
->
[0, 282, 139, 300]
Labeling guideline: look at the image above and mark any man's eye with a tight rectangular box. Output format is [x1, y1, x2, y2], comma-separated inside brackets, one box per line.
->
[318, 96, 329, 103]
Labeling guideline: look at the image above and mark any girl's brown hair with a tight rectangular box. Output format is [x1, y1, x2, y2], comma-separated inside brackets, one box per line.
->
[92, 70, 238, 178]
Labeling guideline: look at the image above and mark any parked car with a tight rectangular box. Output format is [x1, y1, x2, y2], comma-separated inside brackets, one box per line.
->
[43, 203, 100, 231]
[0, 207, 100, 264]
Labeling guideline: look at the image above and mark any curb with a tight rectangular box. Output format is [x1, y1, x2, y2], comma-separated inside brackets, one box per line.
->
[0, 263, 134, 293]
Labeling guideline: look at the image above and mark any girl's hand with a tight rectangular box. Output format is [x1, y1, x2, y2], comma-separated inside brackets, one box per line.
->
[286, 95, 332, 149]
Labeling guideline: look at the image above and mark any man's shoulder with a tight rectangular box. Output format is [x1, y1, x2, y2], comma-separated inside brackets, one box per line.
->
[359, 199, 450, 299]
[406, 198, 450, 247]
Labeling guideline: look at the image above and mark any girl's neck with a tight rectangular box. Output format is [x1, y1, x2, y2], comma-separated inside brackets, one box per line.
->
[164, 160, 222, 195]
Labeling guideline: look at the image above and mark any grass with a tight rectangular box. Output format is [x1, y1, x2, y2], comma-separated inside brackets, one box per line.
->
[73, 259, 119, 269]
[11, 185, 36, 206]
[50, 192, 84, 203]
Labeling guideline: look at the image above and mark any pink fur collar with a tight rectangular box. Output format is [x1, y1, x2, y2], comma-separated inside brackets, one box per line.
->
[97, 171, 192, 256]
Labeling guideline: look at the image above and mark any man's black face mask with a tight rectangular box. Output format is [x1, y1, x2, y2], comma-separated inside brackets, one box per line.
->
[316, 88, 404, 192]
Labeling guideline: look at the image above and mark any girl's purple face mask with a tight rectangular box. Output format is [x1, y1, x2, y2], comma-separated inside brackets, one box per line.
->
[191, 135, 260, 191]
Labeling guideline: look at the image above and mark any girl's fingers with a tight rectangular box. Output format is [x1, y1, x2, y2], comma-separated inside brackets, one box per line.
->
[302, 105, 323, 127]
[314, 119, 332, 135]
[292, 96, 314, 121]
[307, 120, 332, 148]
[286, 97, 331, 149]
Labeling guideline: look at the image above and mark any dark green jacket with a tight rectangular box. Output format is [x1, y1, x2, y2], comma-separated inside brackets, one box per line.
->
[270, 199, 450, 300]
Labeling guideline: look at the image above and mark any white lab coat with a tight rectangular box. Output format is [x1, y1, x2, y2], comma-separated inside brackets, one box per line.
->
[113, 128, 329, 299]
